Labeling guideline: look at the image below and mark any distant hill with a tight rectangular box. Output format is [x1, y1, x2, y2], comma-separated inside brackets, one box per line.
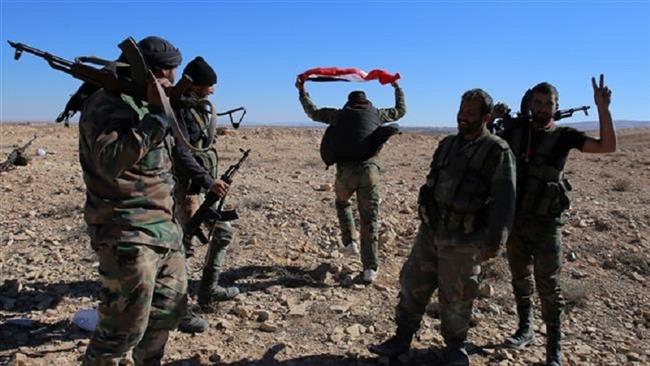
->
[558, 120, 650, 131]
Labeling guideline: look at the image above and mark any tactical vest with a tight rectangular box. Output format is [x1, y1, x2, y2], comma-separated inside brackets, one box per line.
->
[188, 108, 219, 178]
[425, 133, 508, 234]
[320, 106, 382, 166]
[510, 125, 572, 217]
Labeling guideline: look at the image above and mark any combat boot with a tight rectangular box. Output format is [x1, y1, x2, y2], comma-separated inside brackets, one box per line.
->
[442, 343, 469, 366]
[368, 328, 413, 357]
[178, 308, 208, 333]
[504, 306, 535, 349]
[546, 326, 563, 366]
[198, 285, 240, 306]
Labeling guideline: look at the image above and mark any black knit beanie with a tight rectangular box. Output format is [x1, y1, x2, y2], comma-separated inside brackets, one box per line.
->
[183, 56, 217, 86]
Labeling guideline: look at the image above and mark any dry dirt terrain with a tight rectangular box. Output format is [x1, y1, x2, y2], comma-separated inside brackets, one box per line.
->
[0, 124, 649, 366]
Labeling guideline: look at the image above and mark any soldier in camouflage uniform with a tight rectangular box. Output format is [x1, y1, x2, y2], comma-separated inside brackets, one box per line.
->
[370, 89, 516, 365]
[296, 78, 406, 283]
[79, 36, 186, 366]
[171, 56, 239, 307]
[497, 76, 616, 366]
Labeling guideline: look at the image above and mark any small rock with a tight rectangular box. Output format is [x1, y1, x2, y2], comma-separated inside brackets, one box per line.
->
[627, 352, 642, 362]
[329, 304, 349, 313]
[567, 252, 578, 262]
[630, 272, 644, 282]
[259, 322, 279, 333]
[288, 302, 310, 317]
[216, 319, 233, 330]
[231, 305, 251, 319]
[479, 283, 493, 298]
[314, 183, 333, 192]
[255, 310, 271, 322]
[602, 259, 617, 270]
[10, 353, 29, 366]
[209, 353, 222, 363]
[345, 324, 365, 338]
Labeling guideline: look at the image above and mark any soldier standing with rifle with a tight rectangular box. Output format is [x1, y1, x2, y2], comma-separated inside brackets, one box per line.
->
[370, 89, 516, 366]
[77, 36, 187, 366]
[172, 56, 240, 312]
[495, 77, 616, 366]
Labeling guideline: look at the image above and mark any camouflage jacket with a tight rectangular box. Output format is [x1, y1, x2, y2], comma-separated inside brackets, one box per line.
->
[78, 90, 182, 249]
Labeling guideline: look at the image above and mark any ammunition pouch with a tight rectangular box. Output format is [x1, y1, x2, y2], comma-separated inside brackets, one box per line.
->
[519, 164, 572, 217]
[195, 146, 219, 178]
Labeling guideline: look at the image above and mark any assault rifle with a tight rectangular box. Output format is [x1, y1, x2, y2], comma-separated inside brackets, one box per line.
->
[488, 88, 591, 133]
[7, 39, 211, 152]
[184, 148, 251, 253]
[0, 135, 37, 172]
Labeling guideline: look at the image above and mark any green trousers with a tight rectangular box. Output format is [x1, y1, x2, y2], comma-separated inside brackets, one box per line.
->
[395, 223, 481, 345]
[334, 161, 381, 270]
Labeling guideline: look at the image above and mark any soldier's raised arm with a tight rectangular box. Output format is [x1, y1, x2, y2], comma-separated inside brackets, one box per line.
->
[582, 74, 617, 153]
[83, 78, 172, 179]
[296, 78, 341, 124]
[378, 81, 406, 122]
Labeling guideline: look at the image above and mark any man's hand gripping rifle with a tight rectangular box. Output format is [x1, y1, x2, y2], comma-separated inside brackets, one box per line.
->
[183, 148, 251, 254]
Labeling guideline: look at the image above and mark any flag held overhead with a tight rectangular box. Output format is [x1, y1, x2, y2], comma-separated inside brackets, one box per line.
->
[298, 67, 400, 85]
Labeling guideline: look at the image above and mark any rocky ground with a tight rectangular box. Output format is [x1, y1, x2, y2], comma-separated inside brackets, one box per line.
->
[0, 124, 648, 366]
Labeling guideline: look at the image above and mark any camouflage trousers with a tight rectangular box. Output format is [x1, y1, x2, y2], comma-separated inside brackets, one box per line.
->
[334, 161, 380, 270]
[395, 223, 481, 346]
[506, 217, 565, 328]
[83, 242, 187, 366]
[174, 190, 235, 299]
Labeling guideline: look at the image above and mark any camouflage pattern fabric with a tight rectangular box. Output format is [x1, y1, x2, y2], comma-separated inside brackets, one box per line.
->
[82, 242, 187, 366]
[507, 217, 565, 328]
[334, 161, 380, 270]
[173, 185, 235, 299]
[78, 91, 182, 249]
[78, 89, 186, 365]
[394, 130, 516, 346]
[396, 223, 481, 345]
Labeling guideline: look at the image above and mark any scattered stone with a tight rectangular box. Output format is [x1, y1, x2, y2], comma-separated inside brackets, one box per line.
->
[479, 283, 493, 298]
[345, 324, 366, 338]
[329, 304, 349, 314]
[314, 183, 333, 192]
[567, 252, 578, 262]
[10, 353, 29, 366]
[288, 301, 310, 317]
[259, 322, 279, 333]
[216, 319, 233, 330]
[231, 305, 252, 319]
[630, 272, 645, 282]
[602, 259, 617, 270]
[255, 310, 271, 322]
